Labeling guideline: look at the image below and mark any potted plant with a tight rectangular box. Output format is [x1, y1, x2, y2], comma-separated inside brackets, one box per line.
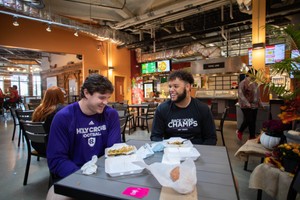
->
[260, 119, 288, 149]
[272, 143, 300, 174]
[251, 24, 300, 129]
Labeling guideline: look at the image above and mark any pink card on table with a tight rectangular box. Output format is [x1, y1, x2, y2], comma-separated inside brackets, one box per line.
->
[122, 187, 149, 199]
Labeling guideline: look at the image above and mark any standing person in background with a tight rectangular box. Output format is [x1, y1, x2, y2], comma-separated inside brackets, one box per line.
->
[3, 85, 19, 110]
[47, 74, 121, 180]
[31, 86, 65, 154]
[151, 70, 217, 145]
[236, 69, 263, 141]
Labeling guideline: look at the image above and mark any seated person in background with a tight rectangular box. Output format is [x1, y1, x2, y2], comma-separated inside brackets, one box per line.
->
[47, 74, 121, 180]
[151, 70, 217, 145]
[3, 86, 19, 110]
[31, 86, 65, 154]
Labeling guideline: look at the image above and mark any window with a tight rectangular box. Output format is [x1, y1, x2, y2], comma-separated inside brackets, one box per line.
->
[11, 75, 29, 96]
[0, 76, 3, 91]
[33, 74, 41, 96]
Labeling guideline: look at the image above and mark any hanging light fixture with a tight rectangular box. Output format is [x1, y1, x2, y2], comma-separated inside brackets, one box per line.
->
[13, 16, 19, 26]
[46, 23, 52, 32]
[74, 29, 79, 37]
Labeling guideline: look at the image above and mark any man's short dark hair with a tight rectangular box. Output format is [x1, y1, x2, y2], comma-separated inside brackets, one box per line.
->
[80, 74, 114, 98]
[168, 70, 194, 85]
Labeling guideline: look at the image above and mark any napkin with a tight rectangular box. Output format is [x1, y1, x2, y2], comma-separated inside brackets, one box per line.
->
[151, 142, 165, 152]
[136, 143, 154, 159]
[81, 155, 98, 175]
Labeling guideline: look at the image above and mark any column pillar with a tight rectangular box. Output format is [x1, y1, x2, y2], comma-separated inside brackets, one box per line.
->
[252, 0, 266, 70]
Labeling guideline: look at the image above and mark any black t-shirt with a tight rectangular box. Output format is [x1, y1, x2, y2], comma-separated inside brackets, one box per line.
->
[151, 98, 217, 145]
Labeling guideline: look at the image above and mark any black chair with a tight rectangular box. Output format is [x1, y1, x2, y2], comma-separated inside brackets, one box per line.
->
[287, 166, 300, 200]
[119, 116, 128, 142]
[27, 103, 40, 110]
[20, 120, 47, 185]
[114, 103, 135, 134]
[9, 107, 20, 141]
[15, 110, 34, 147]
[215, 106, 229, 146]
[136, 102, 157, 133]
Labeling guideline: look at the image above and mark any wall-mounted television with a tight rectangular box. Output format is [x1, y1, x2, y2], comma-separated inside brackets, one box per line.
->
[157, 60, 171, 72]
[248, 44, 285, 66]
[141, 62, 157, 74]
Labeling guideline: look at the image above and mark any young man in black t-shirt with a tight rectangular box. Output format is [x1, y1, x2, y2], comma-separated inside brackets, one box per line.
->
[151, 70, 217, 145]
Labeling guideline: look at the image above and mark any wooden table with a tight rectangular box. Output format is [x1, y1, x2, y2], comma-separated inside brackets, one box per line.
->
[54, 140, 239, 200]
[128, 103, 149, 127]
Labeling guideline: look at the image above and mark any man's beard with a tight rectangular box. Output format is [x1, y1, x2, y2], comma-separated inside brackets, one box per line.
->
[173, 88, 187, 103]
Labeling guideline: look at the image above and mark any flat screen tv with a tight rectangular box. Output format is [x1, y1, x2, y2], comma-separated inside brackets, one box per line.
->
[248, 44, 285, 66]
[157, 60, 171, 72]
[141, 62, 156, 74]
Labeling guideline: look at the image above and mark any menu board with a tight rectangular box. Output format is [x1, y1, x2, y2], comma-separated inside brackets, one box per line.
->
[248, 44, 285, 65]
[141, 62, 156, 74]
[157, 60, 171, 72]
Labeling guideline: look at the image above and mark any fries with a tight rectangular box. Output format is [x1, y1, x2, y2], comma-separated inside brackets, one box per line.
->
[167, 141, 182, 145]
[107, 145, 135, 156]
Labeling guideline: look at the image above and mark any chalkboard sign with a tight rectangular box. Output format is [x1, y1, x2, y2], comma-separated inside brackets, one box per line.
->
[203, 62, 225, 69]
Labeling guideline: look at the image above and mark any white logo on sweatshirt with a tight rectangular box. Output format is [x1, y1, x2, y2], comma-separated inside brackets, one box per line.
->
[88, 137, 96, 147]
[89, 121, 95, 125]
[168, 118, 198, 128]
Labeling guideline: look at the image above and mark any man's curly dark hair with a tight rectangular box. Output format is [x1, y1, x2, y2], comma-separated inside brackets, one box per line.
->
[168, 70, 194, 85]
[80, 74, 114, 98]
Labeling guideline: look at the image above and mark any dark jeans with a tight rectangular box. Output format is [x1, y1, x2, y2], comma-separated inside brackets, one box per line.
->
[3, 100, 16, 110]
[239, 108, 258, 138]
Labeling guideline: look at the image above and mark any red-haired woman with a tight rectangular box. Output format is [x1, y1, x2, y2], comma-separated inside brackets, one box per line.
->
[32, 86, 65, 154]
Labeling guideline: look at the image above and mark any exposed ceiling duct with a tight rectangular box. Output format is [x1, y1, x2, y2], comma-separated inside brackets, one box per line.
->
[136, 43, 221, 63]
[236, 0, 252, 14]
[0, 0, 300, 63]
[0, 0, 137, 45]
[111, 0, 216, 29]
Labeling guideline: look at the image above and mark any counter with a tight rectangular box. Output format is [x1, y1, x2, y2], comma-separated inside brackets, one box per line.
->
[195, 89, 238, 120]
[144, 97, 168, 103]
[197, 97, 237, 120]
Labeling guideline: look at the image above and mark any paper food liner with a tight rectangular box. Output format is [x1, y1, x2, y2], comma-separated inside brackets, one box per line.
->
[133, 158, 197, 194]
[159, 187, 198, 200]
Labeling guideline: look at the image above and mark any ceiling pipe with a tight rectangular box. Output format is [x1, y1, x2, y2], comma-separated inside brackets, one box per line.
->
[120, 19, 253, 50]
[111, 0, 215, 29]
[0, 10, 78, 30]
[0, 6, 137, 45]
[230, 0, 234, 19]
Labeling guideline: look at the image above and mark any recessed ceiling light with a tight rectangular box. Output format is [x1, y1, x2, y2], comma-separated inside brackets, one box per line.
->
[74, 30, 79, 37]
[46, 24, 51, 32]
[13, 16, 19, 26]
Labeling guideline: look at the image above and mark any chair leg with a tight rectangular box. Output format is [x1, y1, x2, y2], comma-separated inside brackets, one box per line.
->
[221, 130, 225, 146]
[23, 155, 31, 185]
[11, 124, 16, 141]
[122, 132, 126, 142]
[146, 119, 149, 133]
[18, 129, 22, 147]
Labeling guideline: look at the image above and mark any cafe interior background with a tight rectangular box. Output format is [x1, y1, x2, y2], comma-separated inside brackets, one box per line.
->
[1, 0, 299, 108]
[1, 0, 300, 199]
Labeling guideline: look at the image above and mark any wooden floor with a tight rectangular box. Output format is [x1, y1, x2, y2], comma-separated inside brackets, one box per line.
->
[0, 113, 274, 200]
